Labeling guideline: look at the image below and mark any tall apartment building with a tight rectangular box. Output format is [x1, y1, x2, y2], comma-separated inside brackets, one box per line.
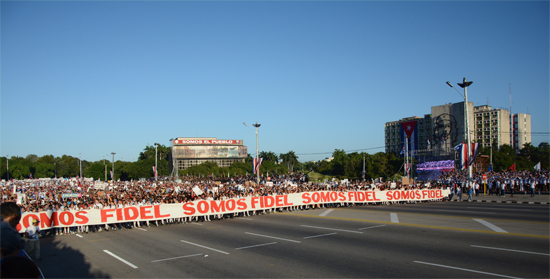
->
[512, 113, 532, 151]
[473, 105, 511, 148]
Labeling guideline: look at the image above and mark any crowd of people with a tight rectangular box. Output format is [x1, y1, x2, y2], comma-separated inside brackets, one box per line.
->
[437, 169, 549, 199]
[1, 173, 448, 235]
[0, 169, 547, 236]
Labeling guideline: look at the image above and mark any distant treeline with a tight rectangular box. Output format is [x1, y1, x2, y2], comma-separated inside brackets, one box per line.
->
[2, 142, 547, 181]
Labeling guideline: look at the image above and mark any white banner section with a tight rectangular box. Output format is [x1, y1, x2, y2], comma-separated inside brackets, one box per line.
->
[18, 189, 449, 232]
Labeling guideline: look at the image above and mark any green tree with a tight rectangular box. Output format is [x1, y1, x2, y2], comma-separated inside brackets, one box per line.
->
[280, 151, 299, 173]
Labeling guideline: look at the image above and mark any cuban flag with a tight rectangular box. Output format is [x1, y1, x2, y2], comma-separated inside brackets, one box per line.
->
[253, 158, 263, 174]
[152, 166, 157, 177]
[458, 142, 480, 170]
[110, 171, 114, 180]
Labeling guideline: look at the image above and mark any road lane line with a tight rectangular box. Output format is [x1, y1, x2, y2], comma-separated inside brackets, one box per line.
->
[103, 250, 138, 269]
[241, 218, 254, 220]
[180, 240, 230, 254]
[245, 232, 301, 243]
[303, 232, 337, 239]
[137, 228, 147, 231]
[151, 254, 203, 262]
[285, 213, 550, 239]
[319, 209, 334, 216]
[236, 242, 277, 250]
[75, 234, 83, 238]
[390, 213, 399, 223]
[301, 225, 363, 234]
[471, 245, 550, 256]
[473, 219, 508, 233]
[191, 223, 203, 225]
[358, 225, 387, 230]
[414, 261, 522, 279]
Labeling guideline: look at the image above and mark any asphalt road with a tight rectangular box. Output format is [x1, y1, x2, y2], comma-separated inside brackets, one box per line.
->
[35, 201, 549, 278]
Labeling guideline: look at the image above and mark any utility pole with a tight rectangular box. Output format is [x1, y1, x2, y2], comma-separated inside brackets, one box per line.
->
[154, 143, 159, 181]
[111, 152, 116, 181]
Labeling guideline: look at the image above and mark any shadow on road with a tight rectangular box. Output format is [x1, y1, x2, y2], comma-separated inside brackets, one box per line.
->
[34, 235, 111, 278]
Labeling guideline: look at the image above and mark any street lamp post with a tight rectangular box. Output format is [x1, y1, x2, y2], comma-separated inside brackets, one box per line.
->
[103, 156, 107, 182]
[244, 122, 261, 183]
[6, 156, 8, 181]
[154, 143, 159, 181]
[79, 153, 82, 180]
[446, 77, 473, 189]
[111, 152, 116, 181]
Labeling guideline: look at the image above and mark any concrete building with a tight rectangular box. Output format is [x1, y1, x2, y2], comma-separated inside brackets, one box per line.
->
[384, 115, 432, 155]
[473, 105, 511, 149]
[170, 137, 247, 173]
[512, 113, 532, 151]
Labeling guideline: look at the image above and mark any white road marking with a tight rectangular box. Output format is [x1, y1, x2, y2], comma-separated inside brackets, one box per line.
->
[319, 209, 334, 216]
[301, 225, 363, 234]
[414, 261, 522, 279]
[473, 219, 508, 233]
[303, 232, 337, 239]
[103, 250, 138, 269]
[180, 240, 230, 254]
[241, 218, 254, 220]
[358, 225, 387, 230]
[75, 234, 83, 238]
[245, 232, 301, 243]
[471, 245, 550, 256]
[390, 213, 399, 223]
[191, 223, 203, 225]
[151, 254, 203, 262]
[235, 242, 277, 250]
[137, 228, 147, 231]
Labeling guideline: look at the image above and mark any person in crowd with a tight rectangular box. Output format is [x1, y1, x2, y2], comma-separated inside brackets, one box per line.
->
[25, 219, 41, 260]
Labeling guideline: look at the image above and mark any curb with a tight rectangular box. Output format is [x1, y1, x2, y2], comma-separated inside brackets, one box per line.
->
[472, 200, 549, 205]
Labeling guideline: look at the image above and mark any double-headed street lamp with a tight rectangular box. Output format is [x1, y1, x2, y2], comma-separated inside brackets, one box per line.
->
[446, 77, 473, 189]
[244, 122, 261, 183]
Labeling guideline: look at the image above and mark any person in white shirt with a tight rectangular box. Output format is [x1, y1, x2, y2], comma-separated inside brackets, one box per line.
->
[25, 219, 41, 260]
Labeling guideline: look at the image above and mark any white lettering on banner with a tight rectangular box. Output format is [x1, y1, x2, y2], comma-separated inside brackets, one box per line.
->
[175, 140, 241, 145]
[17, 189, 449, 232]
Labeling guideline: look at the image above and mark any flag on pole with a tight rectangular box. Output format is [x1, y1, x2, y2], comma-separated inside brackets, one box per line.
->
[509, 163, 516, 171]
[458, 142, 480, 170]
[152, 166, 157, 177]
[110, 171, 114, 180]
[253, 158, 263, 174]
[400, 121, 417, 139]
[534, 162, 541, 171]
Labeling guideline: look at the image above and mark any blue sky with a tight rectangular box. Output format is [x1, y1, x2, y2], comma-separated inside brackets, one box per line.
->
[2, 1, 549, 163]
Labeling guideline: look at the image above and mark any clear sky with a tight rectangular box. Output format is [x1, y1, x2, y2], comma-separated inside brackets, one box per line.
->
[2, 1, 549, 163]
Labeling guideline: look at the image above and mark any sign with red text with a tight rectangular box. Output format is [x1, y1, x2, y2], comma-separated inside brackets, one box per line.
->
[17, 189, 449, 232]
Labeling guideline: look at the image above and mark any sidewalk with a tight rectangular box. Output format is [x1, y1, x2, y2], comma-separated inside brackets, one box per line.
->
[455, 192, 549, 205]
